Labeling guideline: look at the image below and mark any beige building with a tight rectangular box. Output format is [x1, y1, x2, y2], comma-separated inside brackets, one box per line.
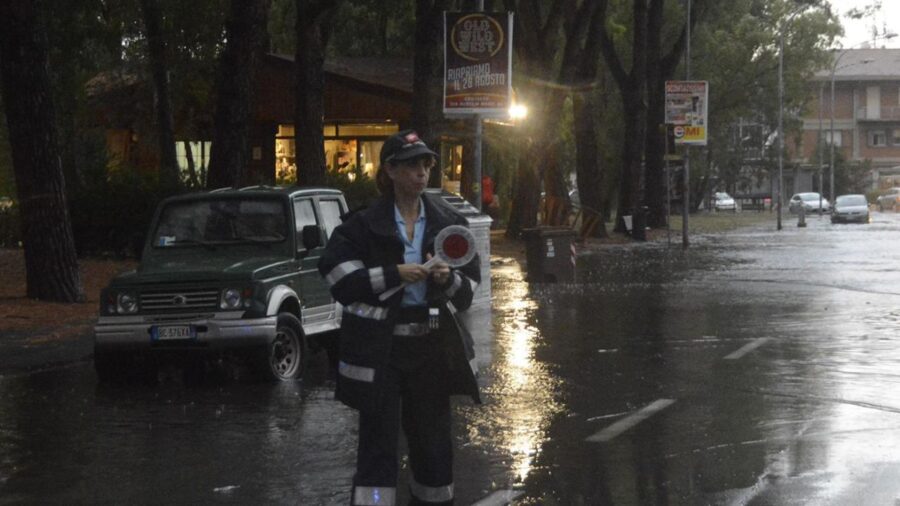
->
[796, 48, 900, 189]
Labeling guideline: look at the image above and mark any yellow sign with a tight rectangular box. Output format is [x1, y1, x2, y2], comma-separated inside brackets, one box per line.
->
[665, 81, 708, 146]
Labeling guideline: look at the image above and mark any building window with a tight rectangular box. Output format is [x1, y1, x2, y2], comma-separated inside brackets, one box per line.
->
[893, 129, 900, 146]
[176, 141, 211, 185]
[868, 130, 887, 147]
[821, 130, 842, 147]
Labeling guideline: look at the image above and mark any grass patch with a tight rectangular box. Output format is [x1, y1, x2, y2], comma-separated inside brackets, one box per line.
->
[666, 210, 775, 235]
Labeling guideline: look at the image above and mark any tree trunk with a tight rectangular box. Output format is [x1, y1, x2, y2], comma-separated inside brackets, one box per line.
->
[183, 140, 200, 187]
[571, 0, 607, 238]
[295, 0, 339, 186]
[599, 0, 648, 233]
[413, 0, 450, 188]
[206, 0, 271, 189]
[140, 0, 181, 189]
[643, 0, 692, 228]
[0, 0, 84, 302]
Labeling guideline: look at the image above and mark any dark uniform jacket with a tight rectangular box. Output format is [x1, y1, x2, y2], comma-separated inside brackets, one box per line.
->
[318, 192, 482, 413]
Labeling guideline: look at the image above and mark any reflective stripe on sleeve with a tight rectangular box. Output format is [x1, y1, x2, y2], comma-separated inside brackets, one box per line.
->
[339, 361, 376, 383]
[468, 276, 479, 293]
[409, 479, 454, 503]
[444, 271, 463, 298]
[344, 302, 389, 320]
[353, 485, 396, 505]
[326, 260, 365, 285]
[369, 267, 386, 293]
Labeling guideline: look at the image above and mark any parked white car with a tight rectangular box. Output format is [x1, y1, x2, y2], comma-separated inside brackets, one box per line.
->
[788, 192, 830, 213]
[713, 192, 736, 212]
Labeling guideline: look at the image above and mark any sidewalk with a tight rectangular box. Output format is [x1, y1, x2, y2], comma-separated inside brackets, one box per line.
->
[0, 249, 137, 373]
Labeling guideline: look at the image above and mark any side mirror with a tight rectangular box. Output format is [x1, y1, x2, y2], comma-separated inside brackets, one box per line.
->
[300, 224, 323, 256]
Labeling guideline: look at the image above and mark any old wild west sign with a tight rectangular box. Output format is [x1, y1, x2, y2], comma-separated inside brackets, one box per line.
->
[443, 12, 513, 116]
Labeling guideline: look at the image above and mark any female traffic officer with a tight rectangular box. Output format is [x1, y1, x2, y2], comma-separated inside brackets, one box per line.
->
[318, 130, 481, 506]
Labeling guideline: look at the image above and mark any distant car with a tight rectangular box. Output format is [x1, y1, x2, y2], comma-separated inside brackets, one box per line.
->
[713, 192, 736, 211]
[788, 192, 830, 214]
[831, 194, 870, 224]
[875, 187, 900, 211]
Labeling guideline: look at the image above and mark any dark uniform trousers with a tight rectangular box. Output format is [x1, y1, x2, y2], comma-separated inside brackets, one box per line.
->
[352, 314, 455, 506]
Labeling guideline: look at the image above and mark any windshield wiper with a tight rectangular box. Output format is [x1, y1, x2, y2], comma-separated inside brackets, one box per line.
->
[224, 234, 285, 245]
[167, 238, 217, 250]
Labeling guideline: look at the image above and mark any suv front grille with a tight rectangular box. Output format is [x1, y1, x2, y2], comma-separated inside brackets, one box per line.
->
[141, 289, 219, 311]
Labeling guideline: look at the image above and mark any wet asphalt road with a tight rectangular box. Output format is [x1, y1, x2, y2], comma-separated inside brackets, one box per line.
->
[4, 210, 900, 505]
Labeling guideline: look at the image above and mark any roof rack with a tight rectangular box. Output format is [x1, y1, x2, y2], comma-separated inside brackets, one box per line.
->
[238, 185, 279, 191]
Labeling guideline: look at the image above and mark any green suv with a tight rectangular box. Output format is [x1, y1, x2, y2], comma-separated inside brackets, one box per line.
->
[93, 186, 347, 382]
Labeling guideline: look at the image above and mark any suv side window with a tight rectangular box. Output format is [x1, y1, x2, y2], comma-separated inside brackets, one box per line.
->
[294, 198, 317, 235]
[319, 199, 343, 239]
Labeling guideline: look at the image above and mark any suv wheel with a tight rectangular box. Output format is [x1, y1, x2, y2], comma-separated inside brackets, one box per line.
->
[254, 312, 308, 381]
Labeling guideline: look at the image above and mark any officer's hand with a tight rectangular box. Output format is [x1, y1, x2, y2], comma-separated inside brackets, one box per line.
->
[398, 263, 429, 284]
[426, 253, 450, 285]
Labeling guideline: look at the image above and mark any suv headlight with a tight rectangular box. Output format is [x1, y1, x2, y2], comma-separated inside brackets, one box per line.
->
[117, 292, 139, 314]
[220, 288, 242, 310]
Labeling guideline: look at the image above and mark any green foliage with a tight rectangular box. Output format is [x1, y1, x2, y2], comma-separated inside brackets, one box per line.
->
[323, 170, 380, 211]
[0, 203, 21, 247]
[327, 0, 415, 57]
[687, 0, 841, 192]
[0, 98, 14, 198]
[67, 132, 178, 257]
[268, 0, 297, 55]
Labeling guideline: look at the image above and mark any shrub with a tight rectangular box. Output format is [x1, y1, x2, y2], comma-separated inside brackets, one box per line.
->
[69, 169, 176, 258]
[0, 201, 21, 248]
[323, 170, 380, 211]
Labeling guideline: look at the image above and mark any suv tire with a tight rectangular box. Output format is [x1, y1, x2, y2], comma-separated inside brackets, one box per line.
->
[254, 312, 308, 381]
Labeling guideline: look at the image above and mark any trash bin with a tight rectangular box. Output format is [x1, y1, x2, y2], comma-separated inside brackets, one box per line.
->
[522, 227, 577, 283]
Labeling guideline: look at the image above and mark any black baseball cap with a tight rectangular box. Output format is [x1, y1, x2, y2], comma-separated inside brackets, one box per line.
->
[380, 130, 438, 165]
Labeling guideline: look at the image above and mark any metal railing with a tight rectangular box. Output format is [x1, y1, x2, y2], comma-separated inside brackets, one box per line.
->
[856, 106, 900, 121]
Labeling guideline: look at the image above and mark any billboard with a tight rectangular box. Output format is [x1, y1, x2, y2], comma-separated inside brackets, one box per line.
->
[443, 12, 514, 116]
[665, 80, 708, 146]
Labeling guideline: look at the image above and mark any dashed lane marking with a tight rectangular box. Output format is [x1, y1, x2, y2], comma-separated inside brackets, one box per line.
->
[586, 398, 677, 443]
[724, 337, 771, 360]
[470, 489, 524, 506]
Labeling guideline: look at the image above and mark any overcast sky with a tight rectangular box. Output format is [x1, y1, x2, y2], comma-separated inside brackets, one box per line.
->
[830, 0, 900, 47]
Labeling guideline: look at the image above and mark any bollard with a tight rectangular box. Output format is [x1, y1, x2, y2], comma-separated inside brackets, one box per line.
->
[798, 205, 807, 227]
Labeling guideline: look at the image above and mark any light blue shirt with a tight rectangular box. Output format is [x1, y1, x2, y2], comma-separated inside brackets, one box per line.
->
[394, 199, 427, 307]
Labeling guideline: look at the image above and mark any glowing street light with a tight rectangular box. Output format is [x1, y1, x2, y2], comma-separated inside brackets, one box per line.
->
[509, 103, 528, 120]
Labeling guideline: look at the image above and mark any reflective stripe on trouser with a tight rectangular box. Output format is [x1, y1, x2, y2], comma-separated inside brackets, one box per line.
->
[353, 337, 453, 505]
[353, 486, 397, 505]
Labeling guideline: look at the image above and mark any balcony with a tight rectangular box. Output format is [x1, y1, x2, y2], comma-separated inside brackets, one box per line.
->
[856, 106, 900, 121]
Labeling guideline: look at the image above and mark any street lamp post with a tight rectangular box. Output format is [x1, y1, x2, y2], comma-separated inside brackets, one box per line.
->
[775, 6, 808, 231]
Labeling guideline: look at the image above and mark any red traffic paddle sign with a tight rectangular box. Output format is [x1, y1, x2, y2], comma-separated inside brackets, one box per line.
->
[379, 225, 476, 301]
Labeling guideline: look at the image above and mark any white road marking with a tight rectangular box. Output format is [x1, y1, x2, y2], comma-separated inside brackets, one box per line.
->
[470, 489, 524, 506]
[724, 337, 771, 360]
[586, 398, 677, 443]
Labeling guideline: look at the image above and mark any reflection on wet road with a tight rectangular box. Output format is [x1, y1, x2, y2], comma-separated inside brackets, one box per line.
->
[4, 212, 900, 504]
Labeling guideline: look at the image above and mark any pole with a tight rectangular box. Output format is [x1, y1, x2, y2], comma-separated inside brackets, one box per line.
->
[829, 61, 836, 206]
[776, 28, 784, 231]
[472, 0, 484, 211]
[818, 82, 823, 215]
[682, 0, 691, 249]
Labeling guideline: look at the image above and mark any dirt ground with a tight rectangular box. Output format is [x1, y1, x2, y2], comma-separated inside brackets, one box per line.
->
[0, 248, 137, 340]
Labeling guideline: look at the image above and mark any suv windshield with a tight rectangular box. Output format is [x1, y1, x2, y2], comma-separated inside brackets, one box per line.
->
[152, 197, 288, 248]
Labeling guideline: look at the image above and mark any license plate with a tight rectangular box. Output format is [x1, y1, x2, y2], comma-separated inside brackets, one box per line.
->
[151, 325, 195, 341]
